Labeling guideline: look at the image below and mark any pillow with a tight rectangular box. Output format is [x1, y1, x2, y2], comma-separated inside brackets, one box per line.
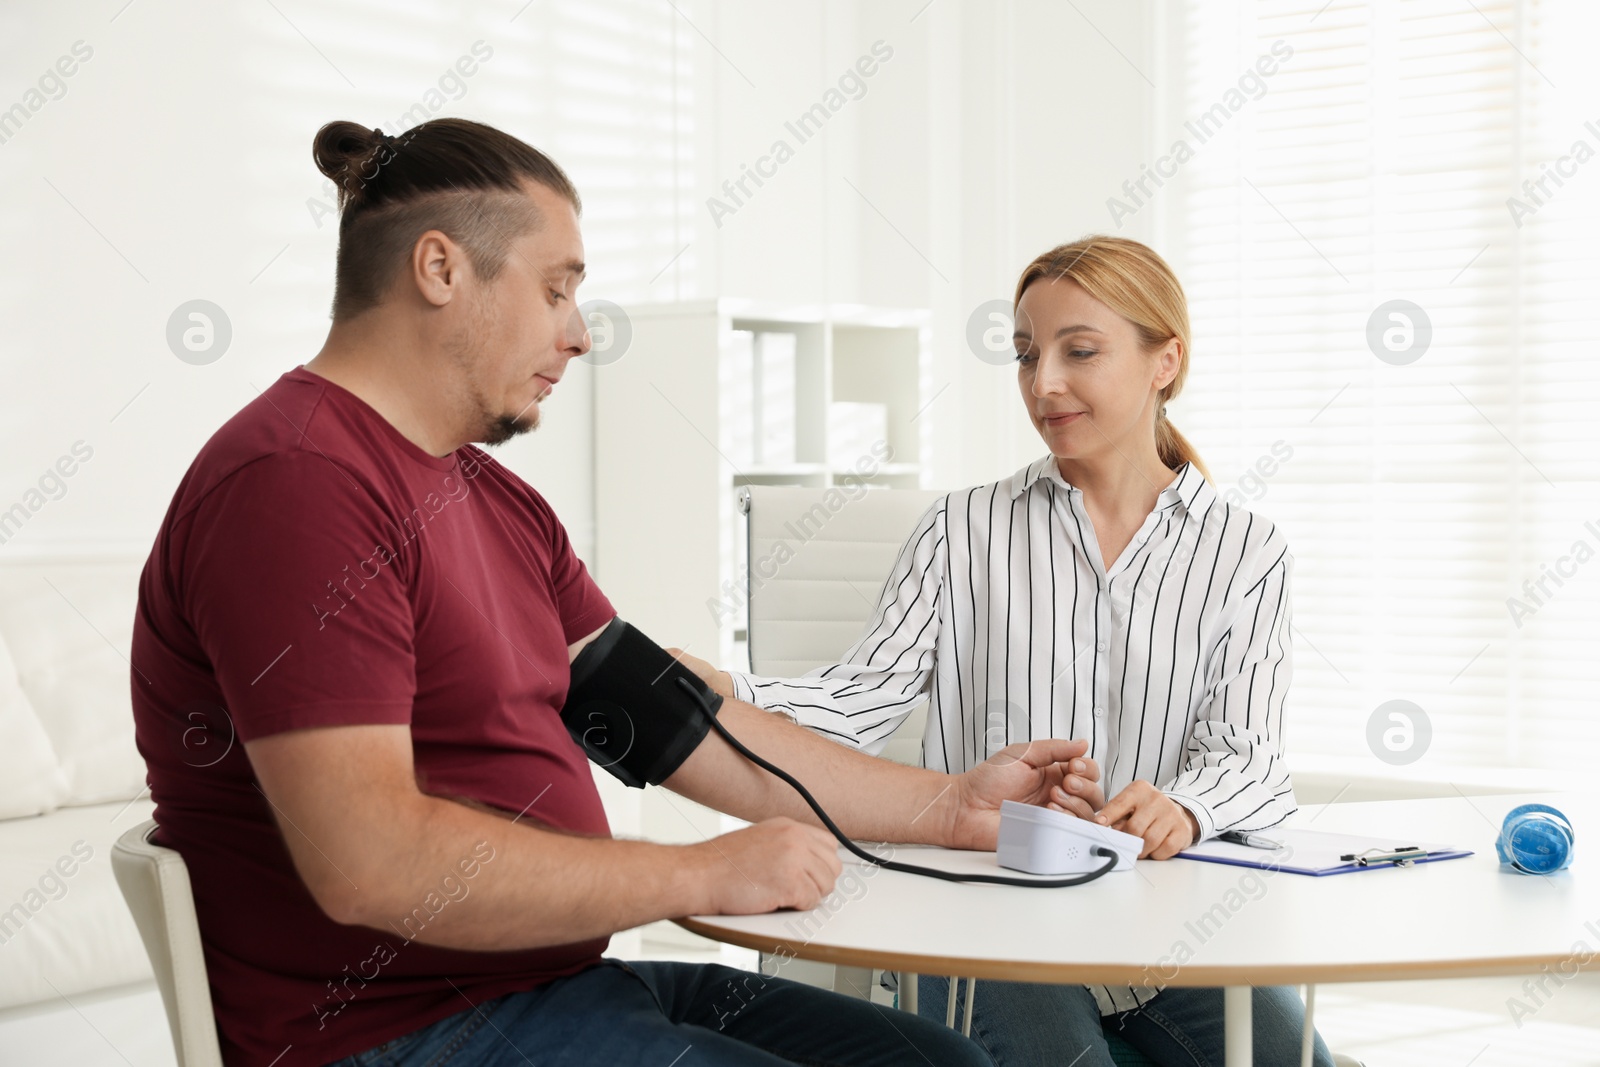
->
[0, 633, 67, 818]
[0, 562, 148, 807]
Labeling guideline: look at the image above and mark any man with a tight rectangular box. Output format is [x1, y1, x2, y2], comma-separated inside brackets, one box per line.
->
[129, 117, 1103, 1067]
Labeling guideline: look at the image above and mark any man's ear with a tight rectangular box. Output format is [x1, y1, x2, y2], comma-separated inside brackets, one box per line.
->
[411, 229, 465, 309]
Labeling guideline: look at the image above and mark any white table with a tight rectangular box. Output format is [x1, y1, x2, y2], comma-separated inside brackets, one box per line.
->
[680, 792, 1595, 1067]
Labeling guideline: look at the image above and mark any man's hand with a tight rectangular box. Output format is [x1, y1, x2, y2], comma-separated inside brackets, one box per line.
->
[945, 739, 1103, 850]
[1092, 781, 1199, 860]
[665, 646, 734, 699]
[1043, 761, 1105, 821]
[689, 817, 842, 914]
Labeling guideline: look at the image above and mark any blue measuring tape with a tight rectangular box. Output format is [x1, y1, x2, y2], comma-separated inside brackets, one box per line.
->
[1496, 803, 1574, 875]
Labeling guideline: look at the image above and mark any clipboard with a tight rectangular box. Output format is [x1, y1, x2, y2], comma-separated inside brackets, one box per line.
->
[1176, 827, 1474, 877]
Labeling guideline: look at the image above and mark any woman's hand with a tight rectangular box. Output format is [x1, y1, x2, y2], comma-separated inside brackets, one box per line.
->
[945, 739, 1102, 850]
[665, 647, 734, 699]
[1091, 781, 1199, 860]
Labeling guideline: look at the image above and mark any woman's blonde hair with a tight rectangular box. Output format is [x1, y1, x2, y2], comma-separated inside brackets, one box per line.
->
[1013, 235, 1209, 482]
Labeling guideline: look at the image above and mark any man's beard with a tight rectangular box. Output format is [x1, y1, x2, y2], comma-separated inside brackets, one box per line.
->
[481, 407, 537, 446]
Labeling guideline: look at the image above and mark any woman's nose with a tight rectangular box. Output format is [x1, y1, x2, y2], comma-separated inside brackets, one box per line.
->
[1033, 354, 1069, 396]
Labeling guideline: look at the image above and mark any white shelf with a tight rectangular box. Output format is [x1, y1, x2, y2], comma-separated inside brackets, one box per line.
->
[736, 463, 828, 477]
[595, 298, 933, 669]
[849, 463, 921, 476]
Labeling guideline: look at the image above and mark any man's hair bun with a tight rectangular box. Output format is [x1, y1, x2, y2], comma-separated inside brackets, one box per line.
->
[312, 120, 393, 210]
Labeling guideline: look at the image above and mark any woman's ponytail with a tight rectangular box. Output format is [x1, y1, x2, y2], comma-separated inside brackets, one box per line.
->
[1155, 406, 1208, 482]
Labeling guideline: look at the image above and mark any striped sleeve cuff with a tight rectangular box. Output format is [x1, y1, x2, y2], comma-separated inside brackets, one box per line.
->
[1165, 790, 1218, 845]
[728, 672, 801, 728]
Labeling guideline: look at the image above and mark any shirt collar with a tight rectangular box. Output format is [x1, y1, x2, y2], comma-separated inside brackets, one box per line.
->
[1009, 455, 1215, 520]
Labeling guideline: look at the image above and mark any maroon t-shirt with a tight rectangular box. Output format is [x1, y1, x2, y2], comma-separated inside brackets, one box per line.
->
[130, 367, 617, 1067]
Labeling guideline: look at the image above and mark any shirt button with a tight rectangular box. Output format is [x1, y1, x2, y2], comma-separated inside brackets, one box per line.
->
[1094, 705, 1105, 718]
[1096, 642, 1107, 653]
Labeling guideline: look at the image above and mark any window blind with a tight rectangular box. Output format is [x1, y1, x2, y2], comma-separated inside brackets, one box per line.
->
[1163, 0, 1600, 772]
[250, 0, 692, 307]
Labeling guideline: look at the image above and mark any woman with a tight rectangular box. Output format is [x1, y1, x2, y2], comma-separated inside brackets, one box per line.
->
[679, 236, 1332, 1066]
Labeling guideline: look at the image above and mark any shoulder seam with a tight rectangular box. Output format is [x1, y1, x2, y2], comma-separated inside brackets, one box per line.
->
[169, 448, 381, 533]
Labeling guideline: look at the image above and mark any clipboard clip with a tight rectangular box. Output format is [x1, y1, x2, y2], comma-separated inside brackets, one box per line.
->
[1341, 846, 1428, 868]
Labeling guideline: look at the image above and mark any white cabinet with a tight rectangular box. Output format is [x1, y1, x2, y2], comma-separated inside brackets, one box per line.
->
[594, 299, 932, 675]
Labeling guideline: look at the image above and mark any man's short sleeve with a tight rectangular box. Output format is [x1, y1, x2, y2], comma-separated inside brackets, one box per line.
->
[180, 452, 416, 742]
[525, 488, 615, 644]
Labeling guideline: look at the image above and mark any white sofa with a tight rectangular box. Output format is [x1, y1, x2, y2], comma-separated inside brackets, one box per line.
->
[0, 554, 164, 1064]
[0, 551, 647, 1067]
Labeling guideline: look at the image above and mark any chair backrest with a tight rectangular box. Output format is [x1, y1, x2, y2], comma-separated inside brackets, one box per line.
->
[111, 819, 224, 1067]
[740, 485, 944, 765]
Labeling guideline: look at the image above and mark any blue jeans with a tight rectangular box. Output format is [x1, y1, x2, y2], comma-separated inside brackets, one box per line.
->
[916, 976, 1334, 1067]
[326, 958, 993, 1066]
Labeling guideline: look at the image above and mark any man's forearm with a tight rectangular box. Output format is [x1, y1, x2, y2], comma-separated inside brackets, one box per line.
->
[358, 695, 939, 945]
[251, 704, 849, 956]
[662, 697, 956, 845]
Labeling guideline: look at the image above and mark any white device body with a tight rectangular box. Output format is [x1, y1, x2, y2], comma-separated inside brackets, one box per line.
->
[997, 800, 1143, 874]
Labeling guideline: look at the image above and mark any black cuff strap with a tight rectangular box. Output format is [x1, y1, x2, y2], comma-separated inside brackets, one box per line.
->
[562, 617, 724, 788]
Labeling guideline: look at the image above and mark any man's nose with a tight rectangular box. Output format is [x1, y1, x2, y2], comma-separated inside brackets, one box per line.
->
[564, 304, 593, 358]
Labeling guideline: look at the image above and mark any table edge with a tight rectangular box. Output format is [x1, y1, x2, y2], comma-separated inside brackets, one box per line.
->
[674, 918, 1581, 987]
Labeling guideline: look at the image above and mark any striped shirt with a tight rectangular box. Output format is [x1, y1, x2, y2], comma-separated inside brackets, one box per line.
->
[730, 457, 1298, 1015]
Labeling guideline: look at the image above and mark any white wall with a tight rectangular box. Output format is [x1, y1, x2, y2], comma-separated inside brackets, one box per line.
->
[680, 0, 1157, 493]
[0, 0, 1153, 560]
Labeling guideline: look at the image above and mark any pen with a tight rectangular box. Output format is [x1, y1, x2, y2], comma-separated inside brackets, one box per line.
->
[1219, 830, 1281, 850]
[1341, 846, 1425, 867]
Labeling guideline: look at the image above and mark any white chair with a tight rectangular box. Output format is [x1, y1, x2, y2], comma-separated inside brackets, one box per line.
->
[111, 819, 224, 1067]
[739, 484, 943, 766]
[739, 484, 942, 1011]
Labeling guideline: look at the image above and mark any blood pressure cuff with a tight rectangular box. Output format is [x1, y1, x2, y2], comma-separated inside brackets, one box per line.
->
[561, 616, 724, 789]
